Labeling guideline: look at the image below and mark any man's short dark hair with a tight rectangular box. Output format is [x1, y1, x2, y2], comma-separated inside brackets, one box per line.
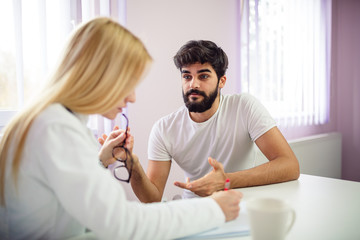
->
[173, 40, 228, 80]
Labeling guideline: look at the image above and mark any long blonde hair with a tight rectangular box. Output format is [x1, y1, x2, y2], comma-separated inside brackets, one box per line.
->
[0, 17, 152, 206]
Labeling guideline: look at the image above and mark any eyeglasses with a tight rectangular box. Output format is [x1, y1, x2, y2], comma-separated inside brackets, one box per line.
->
[111, 113, 133, 183]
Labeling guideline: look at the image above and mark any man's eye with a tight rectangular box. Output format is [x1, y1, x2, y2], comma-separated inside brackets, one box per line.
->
[183, 75, 192, 80]
[199, 74, 209, 79]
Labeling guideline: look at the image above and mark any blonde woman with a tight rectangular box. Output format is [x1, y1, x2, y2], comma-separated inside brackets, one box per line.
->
[0, 17, 242, 240]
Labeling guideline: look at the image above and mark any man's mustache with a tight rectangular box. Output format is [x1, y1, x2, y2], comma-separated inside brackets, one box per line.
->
[185, 89, 207, 98]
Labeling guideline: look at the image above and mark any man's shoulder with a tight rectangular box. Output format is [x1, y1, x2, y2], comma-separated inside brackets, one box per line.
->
[153, 106, 188, 128]
[222, 93, 257, 106]
[223, 92, 255, 100]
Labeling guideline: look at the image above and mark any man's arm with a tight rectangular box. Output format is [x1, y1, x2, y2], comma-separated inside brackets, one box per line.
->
[228, 126, 300, 188]
[175, 127, 300, 196]
[130, 158, 171, 203]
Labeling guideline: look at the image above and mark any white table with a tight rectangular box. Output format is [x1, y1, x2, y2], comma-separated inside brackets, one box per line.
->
[69, 174, 360, 240]
[229, 174, 360, 240]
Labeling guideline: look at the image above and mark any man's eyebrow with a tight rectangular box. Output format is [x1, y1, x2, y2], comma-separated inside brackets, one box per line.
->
[181, 69, 212, 74]
[181, 69, 191, 74]
[197, 69, 212, 74]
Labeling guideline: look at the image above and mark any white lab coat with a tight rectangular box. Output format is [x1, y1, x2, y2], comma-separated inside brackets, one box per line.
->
[0, 104, 224, 240]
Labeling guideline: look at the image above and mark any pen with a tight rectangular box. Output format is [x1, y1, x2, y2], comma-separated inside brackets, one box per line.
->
[224, 178, 230, 191]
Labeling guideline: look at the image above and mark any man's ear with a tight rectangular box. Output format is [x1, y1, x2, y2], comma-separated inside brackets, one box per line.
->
[219, 75, 227, 89]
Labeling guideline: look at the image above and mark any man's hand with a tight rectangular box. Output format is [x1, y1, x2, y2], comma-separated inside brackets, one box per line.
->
[174, 157, 227, 196]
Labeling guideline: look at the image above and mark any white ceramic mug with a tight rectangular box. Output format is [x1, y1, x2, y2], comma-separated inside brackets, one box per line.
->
[246, 198, 296, 240]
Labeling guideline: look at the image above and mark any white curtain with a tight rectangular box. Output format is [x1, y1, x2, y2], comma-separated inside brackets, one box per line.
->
[239, 0, 332, 127]
[0, 0, 126, 137]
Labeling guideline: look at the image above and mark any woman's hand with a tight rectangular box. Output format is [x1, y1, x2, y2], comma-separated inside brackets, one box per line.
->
[210, 190, 243, 222]
[98, 126, 135, 167]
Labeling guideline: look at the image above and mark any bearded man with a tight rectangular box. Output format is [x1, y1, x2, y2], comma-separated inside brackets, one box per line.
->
[129, 40, 300, 202]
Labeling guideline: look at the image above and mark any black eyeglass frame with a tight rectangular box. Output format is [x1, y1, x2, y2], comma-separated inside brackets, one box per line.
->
[111, 113, 133, 183]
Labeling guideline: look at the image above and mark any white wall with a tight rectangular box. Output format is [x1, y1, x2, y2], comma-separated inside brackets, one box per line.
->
[124, 0, 240, 201]
[255, 132, 342, 179]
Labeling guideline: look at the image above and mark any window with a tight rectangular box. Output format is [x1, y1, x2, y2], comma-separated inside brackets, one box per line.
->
[0, 0, 126, 136]
[240, 0, 332, 127]
[0, 1, 19, 129]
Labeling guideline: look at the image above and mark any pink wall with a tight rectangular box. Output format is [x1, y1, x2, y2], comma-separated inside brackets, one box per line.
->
[266, 0, 360, 182]
[333, 0, 360, 182]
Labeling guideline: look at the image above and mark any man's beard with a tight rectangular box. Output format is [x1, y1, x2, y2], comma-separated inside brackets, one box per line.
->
[182, 85, 219, 113]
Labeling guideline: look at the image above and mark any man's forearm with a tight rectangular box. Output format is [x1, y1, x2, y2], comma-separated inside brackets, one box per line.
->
[226, 156, 300, 189]
[130, 156, 163, 203]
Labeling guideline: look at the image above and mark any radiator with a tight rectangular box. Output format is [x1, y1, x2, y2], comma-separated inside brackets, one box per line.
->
[255, 132, 342, 179]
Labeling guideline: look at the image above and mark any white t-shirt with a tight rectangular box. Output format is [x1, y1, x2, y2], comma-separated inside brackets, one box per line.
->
[0, 104, 225, 240]
[148, 93, 277, 198]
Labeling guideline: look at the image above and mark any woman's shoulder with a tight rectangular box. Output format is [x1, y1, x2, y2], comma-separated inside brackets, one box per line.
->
[30, 104, 88, 139]
[35, 104, 74, 126]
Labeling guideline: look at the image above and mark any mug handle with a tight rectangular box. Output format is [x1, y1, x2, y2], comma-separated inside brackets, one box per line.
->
[286, 209, 296, 234]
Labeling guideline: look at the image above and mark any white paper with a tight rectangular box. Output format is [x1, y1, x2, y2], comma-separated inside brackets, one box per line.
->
[177, 202, 250, 239]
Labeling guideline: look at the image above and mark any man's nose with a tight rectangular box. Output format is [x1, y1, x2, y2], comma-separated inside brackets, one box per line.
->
[189, 78, 200, 89]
